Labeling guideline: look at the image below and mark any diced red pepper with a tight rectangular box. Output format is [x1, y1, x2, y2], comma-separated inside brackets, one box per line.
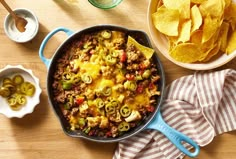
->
[125, 74, 135, 81]
[149, 83, 155, 89]
[76, 97, 84, 105]
[139, 63, 147, 70]
[147, 105, 155, 112]
[106, 131, 112, 137]
[136, 84, 144, 93]
[88, 130, 95, 136]
[120, 51, 127, 63]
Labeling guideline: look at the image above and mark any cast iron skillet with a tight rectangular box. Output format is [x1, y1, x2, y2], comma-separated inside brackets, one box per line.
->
[39, 25, 200, 158]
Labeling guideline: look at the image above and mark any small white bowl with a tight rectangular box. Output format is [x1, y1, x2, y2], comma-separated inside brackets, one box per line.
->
[4, 8, 39, 43]
[147, 0, 236, 70]
[0, 65, 42, 118]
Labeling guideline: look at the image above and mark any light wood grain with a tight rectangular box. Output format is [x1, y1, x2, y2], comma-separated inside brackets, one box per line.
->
[0, 1, 235, 159]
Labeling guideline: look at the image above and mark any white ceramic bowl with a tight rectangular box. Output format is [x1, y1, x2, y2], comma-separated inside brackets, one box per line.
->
[0, 65, 42, 118]
[147, 0, 236, 70]
[4, 8, 39, 43]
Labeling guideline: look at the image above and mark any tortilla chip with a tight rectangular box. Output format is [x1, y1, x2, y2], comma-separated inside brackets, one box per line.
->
[127, 36, 154, 59]
[170, 43, 202, 63]
[191, 5, 202, 33]
[152, 6, 180, 36]
[226, 30, 236, 54]
[178, 20, 192, 43]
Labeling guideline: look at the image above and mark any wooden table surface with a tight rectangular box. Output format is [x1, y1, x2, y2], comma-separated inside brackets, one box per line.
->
[0, 0, 235, 159]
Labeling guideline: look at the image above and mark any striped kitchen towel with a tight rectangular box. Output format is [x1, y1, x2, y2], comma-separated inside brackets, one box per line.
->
[113, 69, 236, 159]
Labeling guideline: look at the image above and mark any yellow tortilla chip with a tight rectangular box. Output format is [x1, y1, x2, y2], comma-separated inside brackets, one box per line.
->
[191, 0, 207, 4]
[170, 43, 202, 63]
[219, 22, 230, 52]
[224, 0, 231, 8]
[191, 5, 202, 33]
[191, 30, 203, 45]
[202, 15, 221, 43]
[226, 30, 236, 54]
[199, 0, 225, 18]
[201, 42, 221, 62]
[152, 6, 180, 36]
[163, 0, 190, 19]
[178, 20, 192, 43]
[127, 36, 154, 59]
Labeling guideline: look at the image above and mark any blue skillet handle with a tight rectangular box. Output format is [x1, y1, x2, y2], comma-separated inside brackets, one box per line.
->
[147, 110, 200, 158]
[39, 27, 74, 69]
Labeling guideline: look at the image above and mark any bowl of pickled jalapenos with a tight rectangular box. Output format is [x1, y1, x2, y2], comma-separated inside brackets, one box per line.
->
[0, 65, 42, 118]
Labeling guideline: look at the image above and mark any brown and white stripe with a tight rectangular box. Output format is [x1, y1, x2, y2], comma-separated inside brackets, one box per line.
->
[113, 69, 236, 159]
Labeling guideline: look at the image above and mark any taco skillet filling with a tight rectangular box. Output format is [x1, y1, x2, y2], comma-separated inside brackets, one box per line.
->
[52, 30, 161, 138]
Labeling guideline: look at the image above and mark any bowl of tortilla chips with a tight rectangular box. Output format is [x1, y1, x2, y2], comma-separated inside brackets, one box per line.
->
[147, 0, 236, 70]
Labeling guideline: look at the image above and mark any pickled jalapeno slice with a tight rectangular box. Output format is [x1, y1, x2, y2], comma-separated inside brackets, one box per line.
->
[96, 98, 105, 108]
[0, 87, 11, 97]
[81, 74, 92, 84]
[101, 30, 112, 39]
[118, 121, 130, 132]
[120, 105, 132, 117]
[105, 103, 116, 114]
[7, 97, 17, 106]
[2, 77, 13, 85]
[16, 94, 27, 105]
[12, 75, 24, 85]
[20, 82, 36, 96]
[101, 86, 112, 96]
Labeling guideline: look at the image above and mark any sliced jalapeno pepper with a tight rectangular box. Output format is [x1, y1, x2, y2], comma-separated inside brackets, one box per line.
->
[101, 86, 112, 96]
[62, 72, 74, 81]
[16, 94, 27, 105]
[124, 81, 137, 91]
[7, 97, 17, 106]
[118, 121, 130, 132]
[105, 103, 116, 114]
[110, 99, 119, 108]
[78, 118, 86, 127]
[106, 55, 117, 65]
[0, 87, 11, 97]
[81, 74, 92, 84]
[111, 50, 120, 57]
[142, 69, 151, 79]
[2, 77, 13, 85]
[3, 83, 16, 93]
[101, 30, 112, 39]
[20, 82, 36, 96]
[120, 105, 132, 117]
[72, 74, 81, 85]
[95, 98, 105, 108]
[12, 74, 24, 85]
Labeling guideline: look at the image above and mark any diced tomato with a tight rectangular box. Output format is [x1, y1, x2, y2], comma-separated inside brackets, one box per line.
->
[136, 84, 144, 93]
[139, 63, 147, 70]
[120, 51, 127, 62]
[76, 97, 84, 105]
[147, 105, 155, 112]
[106, 131, 112, 137]
[88, 130, 95, 136]
[149, 83, 155, 89]
[125, 74, 135, 80]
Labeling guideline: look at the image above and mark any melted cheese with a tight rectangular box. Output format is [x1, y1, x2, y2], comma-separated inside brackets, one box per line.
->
[72, 59, 101, 79]
[128, 94, 150, 110]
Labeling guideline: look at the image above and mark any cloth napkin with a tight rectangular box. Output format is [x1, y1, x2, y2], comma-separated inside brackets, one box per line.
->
[113, 69, 236, 159]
